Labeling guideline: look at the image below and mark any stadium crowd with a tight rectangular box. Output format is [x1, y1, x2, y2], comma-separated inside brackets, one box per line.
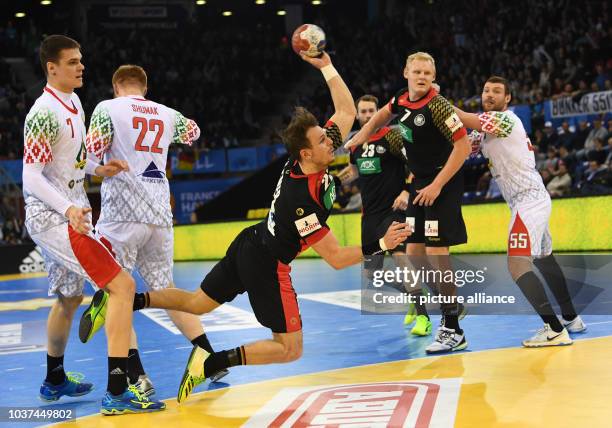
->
[1, 0, 610, 206]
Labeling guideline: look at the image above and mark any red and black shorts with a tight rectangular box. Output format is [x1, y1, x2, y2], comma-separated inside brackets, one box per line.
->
[200, 225, 302, 333]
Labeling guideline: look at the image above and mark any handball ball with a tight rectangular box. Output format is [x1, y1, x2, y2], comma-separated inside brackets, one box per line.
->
[292, 24, 326, 57]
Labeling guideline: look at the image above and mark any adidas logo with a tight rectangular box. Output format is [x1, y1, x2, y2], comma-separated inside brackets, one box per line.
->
[110, 368, 125, 375]
[19, 246, 46, 273]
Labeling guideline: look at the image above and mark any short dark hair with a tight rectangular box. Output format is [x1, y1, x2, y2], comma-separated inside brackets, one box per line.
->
[486, 76, 511, 96]
[356, 94, 379, 109]
[282, 107, 318, 160]
[39, 35, 81, 76]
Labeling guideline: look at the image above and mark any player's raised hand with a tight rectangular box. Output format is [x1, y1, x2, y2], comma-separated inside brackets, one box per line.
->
[382, 221, 412, 250]
[299, 51, 331, 69]
[65, 206, 92, 234]
[413, 182, 442, 207]
[392, 190, 409, 211]
[96, 159, 129, 177]
[344, 129, 368, 150]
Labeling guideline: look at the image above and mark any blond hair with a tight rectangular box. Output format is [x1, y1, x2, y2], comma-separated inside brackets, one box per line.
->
[406, 52, 436, 72]
[112, 64, 147, 89]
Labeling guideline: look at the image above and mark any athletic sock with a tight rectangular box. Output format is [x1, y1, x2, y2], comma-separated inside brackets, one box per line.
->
[45, 354, 66, 385]
[133, 292, 150, 311]
[107, 357, 128, 396]
[443, 315, 461, 333]
[204, 346, 245, 375]
[534, 254, 578, 321]
[191, 334, 214, 353]
[516, 271, 564, 333]
[127, 349, 146, 384]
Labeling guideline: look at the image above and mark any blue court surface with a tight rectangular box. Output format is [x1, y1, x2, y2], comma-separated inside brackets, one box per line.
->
[1, 259, 611, 426]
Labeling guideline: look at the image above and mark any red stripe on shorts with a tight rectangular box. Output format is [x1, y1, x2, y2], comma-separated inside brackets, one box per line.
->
[68, 225, 122, 288]
[276, 262, 302, 332]
[508, 213, 532, 256]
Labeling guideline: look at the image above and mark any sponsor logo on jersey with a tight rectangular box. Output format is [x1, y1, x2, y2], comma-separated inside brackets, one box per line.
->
[295, 213, 322, 237]
[445, 112, 463, 133]
[376, 145, 386, 154]
[140, 161, 166, 179]
[414, 114, 426, 126]
[74, 141, 87, 170]
[19, 246, 46, 273]
[357, 157, 382, 175]
[425, 220, 439, 237]
[323, 183, 336, 210]
[243, 379, 462, 428]
[399, 122, 413, 143]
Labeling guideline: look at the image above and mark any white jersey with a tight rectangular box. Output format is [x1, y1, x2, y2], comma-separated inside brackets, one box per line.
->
[476, 110, 549, 210]
[23, 86, 90, 235]
[87, 95, 200, 227]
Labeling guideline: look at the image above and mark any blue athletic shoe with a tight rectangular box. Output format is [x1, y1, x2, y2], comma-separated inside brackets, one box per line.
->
[101, 384, 166, 415]
[39, 372, 94, 402]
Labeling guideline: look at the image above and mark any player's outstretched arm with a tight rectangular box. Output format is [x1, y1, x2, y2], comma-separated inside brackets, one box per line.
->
[453, 106, 482, 131]
[344, 107, 394, 150]
[300, 52, 356, 140]
[312, 222, 411, 270]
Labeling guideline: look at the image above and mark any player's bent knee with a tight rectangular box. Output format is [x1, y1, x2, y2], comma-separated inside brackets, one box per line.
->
[106, 270, 136, 296]
[282, 343, 303, 362]
[58, 294, 83, 313]
[507, 256, 533, 282]
[273, 331, 303, 362]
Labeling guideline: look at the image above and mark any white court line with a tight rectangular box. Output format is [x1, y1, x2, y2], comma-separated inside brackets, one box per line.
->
[370, 324, 388, 328]
[309, 331, 325, 335]
[75, 358, 94, 362]
[142, 350, 162, 354]
[6, 367, 24, 372]
[584, 320, 612, 326]
[528, 319, 612, 332]
[339, 327, 357, 332]
[175, 345, 192, 350]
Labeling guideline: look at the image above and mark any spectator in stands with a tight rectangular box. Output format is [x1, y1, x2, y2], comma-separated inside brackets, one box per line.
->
[594, 64, 609, 90]
[605, 136, 612, 167]
[543, 147, 560, 172]
[547, 161, 572, 197]
[558, 145, 577, 174]
[580, 117, 609, 158]
[577, 156, 611, 195]
[556, 121, 575, 150]
[542, 122, 558, 151]
[540, 169, 553, 187]
[574, 120, 590, 151]
[589, 138, 608, 165]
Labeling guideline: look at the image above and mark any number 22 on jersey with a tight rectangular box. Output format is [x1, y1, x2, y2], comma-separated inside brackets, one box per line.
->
[133, 117, 164, 154]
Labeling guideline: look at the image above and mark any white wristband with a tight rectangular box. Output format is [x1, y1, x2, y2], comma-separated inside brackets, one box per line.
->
[379, 237, 388, 252]
[321, 64, 339, 82]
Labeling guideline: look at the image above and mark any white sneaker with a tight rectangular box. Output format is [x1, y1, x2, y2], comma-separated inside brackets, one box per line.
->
[560, 315, 587, 333]
[522, 324, 573, 348]
[425, 326, 468, 354]
[130, 374, 155, 397]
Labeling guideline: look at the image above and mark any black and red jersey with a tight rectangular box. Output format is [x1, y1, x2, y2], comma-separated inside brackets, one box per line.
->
[387, 87, 467, 178]
[349, 126, 408, 216]
[259, 121, 343, 265]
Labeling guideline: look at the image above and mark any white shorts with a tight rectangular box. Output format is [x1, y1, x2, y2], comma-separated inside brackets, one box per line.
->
[95, 222, 173, 291]
[31, 222, 122, 298]
[507, 198, 553, 258]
